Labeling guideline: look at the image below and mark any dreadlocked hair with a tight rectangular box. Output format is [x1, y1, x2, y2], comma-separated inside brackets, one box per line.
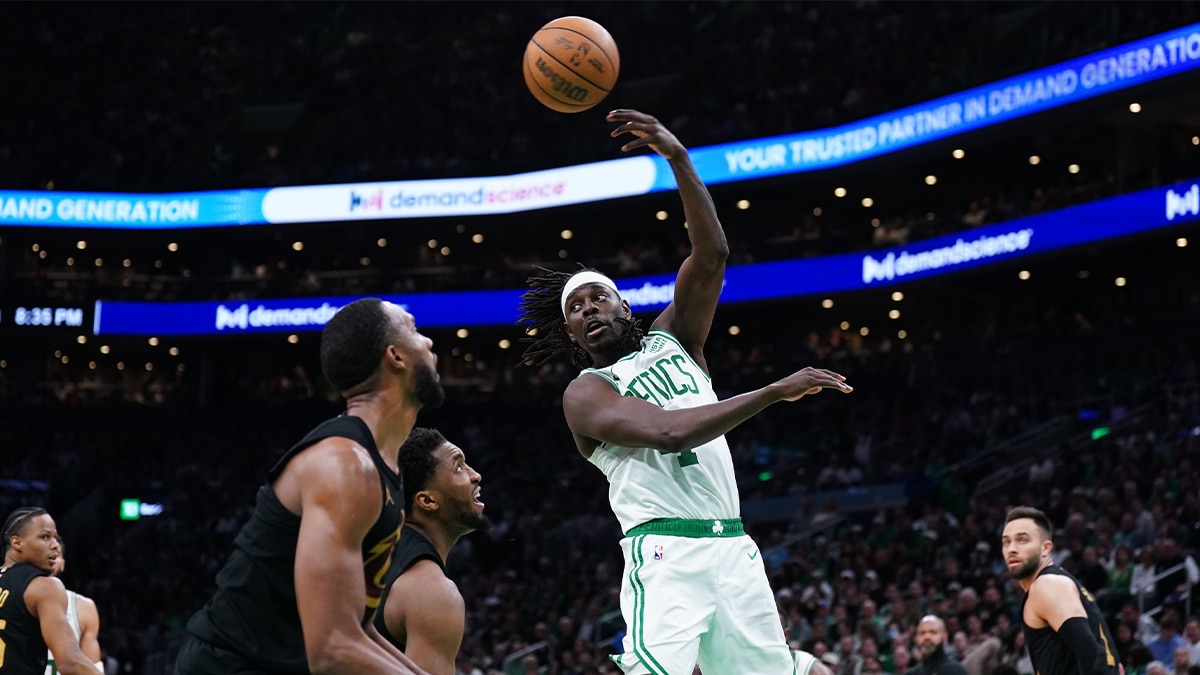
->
[3, 506, 48, 555]
[517, 265, 644, 369]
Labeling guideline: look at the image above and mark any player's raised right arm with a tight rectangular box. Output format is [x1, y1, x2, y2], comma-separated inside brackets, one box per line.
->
[291, 440, 430, 675]
[565, 367, 851, 454]
[609, 109, 727, 364]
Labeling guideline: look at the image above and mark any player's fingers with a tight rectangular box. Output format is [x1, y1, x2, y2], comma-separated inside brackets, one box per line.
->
[816, 368, 847, 381]
[607, 109, 652, 122]
[610, 122, 655, 138]
[620, 138, 651, 152]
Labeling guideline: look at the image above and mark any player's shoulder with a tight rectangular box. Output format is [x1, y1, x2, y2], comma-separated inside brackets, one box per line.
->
[1027, 569, 1078, 599]
[565, 370, 621, 399]
[393, 560, 462, 607]
[293, 434, 378, 475]
[25, 573, 67, 602]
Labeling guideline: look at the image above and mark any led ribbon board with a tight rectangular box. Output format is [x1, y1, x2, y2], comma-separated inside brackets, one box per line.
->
[92, 178, 1200, 335]
[4, 24, 1200, 228]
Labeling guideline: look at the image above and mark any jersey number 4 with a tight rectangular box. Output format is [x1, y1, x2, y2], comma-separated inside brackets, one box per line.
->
[678, 450, 699, 467]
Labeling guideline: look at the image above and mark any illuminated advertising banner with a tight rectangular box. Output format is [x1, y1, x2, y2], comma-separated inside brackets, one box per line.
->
[92, 178, 1200, 336]
[4, 23, 1200, 228]
[667, 23, 1200, 189]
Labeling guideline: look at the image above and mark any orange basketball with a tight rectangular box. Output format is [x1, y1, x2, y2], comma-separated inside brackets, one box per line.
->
[523, 16, 620, 113]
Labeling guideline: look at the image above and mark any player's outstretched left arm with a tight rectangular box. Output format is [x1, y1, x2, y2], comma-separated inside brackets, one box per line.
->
[609, 109, 727, 371]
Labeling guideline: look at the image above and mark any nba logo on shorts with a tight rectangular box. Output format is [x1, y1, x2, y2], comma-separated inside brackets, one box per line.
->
[653, 545, 664, 561]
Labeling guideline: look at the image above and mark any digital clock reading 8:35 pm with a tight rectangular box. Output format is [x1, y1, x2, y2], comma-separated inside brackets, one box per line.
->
[13, 306, 85, 327]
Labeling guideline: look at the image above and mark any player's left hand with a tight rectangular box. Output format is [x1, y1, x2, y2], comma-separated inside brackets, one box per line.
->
[608, 109, 685, 160]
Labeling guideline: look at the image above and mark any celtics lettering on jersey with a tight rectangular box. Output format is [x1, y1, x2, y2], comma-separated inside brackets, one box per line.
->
[581, 329, 741, 534]
[621, 345, 700, 407]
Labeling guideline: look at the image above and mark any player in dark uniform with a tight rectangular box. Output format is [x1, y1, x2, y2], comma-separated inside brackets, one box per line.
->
[1, 507, 100, 675]
[1002, 506, 1122, 675]
[375, 428, 489, 675]
[176, 298, 442, 675]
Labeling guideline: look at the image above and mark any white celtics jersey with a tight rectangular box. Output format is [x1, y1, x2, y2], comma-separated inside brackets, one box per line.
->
[581, 328, 740, 534]
[45, 590, 81, 674]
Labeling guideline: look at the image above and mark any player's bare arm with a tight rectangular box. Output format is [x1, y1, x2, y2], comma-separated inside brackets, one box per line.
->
[366, 622, 426, 671]
[1024, 574, 1088, 630]
[284, 438, 430, 675]
[383, 560, 466, 675]
[565, 366, 851, 456]
[76, 594, 102, 663]
[27, 576, 101, 675]
[1027, 574, 1111, 675]
[609, 108, 727, 365]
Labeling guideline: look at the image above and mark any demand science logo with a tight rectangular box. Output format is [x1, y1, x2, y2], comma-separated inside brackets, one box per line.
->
[216, 302, 342, 331]
[862, 228, 1034, 284]
[348, 181, 567, 216]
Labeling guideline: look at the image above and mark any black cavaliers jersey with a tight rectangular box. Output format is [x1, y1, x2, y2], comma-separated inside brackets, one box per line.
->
[184, 416, 405, 674]
[1022, 566, 1119, 675]
[0, 562, 50, 674]
[373, 527, 444, 651]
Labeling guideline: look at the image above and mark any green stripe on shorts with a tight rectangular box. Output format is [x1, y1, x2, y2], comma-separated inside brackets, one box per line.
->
[630, 535, 669, 675]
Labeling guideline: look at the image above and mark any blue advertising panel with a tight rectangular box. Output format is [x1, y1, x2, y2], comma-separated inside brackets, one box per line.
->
[5, 23, 1200, 228]
[92, 179, 1200, 336]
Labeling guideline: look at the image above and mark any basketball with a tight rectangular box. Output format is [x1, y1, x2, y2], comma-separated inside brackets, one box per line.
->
[523, 16, 620, 113]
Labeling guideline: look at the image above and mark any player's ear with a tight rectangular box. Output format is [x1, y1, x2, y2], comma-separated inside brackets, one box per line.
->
[622, 299, 632, 317]
[414, 489, 439, 513]
[563, 321, 577, 344]
[384, 344, 406, 370]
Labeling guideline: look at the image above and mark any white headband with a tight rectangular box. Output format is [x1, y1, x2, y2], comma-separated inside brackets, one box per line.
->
[561, 271, 620, 317]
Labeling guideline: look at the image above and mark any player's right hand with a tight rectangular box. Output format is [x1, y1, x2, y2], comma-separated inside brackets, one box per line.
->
[773, 367, 852, 401]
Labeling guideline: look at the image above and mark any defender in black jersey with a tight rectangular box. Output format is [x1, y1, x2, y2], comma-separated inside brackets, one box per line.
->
[177, 299, 443, 675]
[375, 429, 489, 675]
[1002, 506, 1122, 675]
[1, 507, 100, 675]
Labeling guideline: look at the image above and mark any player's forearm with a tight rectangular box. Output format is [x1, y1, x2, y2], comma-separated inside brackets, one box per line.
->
[669, 153, 728, 262]
[1057, 617, 1105, 675]
[308, 636, 429, 675]
[53, 657, 102, 675]
[655, 384, 783, 453]
[367, 624, 432, 674]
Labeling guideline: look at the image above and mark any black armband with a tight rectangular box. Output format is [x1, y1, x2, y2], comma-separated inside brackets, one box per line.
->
[1058, 617, 1105, 675]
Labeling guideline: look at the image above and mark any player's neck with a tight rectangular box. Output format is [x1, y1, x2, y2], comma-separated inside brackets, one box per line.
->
[405, 519, 457, 564]
[344, 389, 418, 469]
[1019, 560, 1052, 592]
[590, 345, 635, 369]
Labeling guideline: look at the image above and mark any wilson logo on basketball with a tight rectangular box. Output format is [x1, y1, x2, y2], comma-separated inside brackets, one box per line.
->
[534, 57, 590, 102]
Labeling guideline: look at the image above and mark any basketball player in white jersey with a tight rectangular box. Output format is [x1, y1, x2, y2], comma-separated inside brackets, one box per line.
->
[519, 109, 852, 675]
[46, 537, 103, 675]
